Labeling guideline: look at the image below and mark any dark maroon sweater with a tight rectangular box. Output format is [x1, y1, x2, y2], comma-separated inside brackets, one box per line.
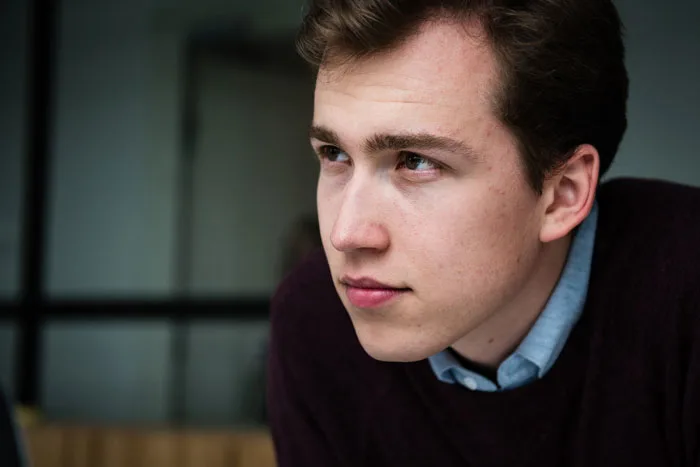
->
[267, 178, 700, 467]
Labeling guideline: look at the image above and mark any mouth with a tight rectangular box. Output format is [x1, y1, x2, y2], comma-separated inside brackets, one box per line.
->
[340, 276, 411, 309]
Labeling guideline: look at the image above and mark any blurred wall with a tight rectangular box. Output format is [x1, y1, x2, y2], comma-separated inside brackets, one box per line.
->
[604, 0, 700, 185]
[188, 57, 316, 296]
[46, 0, 165, 297]
[0, 0, 306, 425]
[47, 0, 308, 298]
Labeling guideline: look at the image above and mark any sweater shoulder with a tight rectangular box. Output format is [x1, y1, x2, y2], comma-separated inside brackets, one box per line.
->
[593, 177, 700, 346]
[594, 178, 700, 461]
[597, 177, 700, 279]
[597, 177, 700, 247]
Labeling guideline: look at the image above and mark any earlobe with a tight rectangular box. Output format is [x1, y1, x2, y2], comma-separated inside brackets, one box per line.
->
[539, 145, 599, 243]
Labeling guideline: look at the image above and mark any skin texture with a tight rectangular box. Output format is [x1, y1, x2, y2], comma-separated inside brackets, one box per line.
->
[311, 19, 598, 365]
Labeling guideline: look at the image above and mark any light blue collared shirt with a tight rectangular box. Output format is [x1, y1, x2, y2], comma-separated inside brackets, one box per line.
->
[428, 203, 598, 392]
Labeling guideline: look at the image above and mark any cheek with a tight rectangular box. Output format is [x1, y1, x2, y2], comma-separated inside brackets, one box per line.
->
[405, 187, 538, 287]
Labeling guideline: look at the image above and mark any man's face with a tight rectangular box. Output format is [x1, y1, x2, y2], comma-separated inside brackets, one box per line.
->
[312, 21, 547, 362]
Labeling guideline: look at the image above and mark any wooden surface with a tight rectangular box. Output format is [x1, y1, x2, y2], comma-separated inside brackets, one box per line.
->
[21, 425, 276, 467]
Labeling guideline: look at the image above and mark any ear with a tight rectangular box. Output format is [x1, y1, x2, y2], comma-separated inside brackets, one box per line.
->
[539, 144, 599, 243]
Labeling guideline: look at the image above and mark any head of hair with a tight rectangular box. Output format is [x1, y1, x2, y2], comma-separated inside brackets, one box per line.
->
[296, 0, 629, 193]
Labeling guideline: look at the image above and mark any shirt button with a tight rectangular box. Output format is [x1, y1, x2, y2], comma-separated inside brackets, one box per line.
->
[462, 376, 478, 390]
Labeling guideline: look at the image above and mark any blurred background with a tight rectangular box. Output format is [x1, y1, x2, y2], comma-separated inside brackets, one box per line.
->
[0, 0, 698, 465]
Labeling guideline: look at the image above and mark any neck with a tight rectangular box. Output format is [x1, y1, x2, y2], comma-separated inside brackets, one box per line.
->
[450, 235, 572, 368]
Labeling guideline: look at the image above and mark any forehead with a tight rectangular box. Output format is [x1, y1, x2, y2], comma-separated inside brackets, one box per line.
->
[315, 20, 500, 124]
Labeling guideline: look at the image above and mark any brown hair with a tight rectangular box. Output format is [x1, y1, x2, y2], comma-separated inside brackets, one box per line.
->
[296, 0, 629, 193]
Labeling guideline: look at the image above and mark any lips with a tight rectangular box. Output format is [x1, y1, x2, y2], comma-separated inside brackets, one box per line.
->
[340, 276, 410, 309]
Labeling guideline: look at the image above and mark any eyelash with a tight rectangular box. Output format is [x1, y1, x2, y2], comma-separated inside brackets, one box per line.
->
[317, 145, 442, 172]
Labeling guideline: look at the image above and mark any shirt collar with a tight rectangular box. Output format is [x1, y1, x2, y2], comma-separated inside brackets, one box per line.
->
[513, 202, 598, 377]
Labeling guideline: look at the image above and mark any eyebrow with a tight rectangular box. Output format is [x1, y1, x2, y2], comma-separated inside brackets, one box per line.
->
[309, 124, 481, 161]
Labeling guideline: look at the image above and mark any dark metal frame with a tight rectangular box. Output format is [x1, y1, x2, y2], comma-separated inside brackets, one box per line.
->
[14, 0, 56, 409]
[2, 4, 305, 423]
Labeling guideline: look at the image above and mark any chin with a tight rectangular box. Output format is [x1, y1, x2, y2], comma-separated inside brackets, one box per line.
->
[353, 325, 447, 363]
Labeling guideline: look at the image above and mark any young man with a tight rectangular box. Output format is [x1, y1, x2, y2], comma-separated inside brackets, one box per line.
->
[267, 1, 700, 465]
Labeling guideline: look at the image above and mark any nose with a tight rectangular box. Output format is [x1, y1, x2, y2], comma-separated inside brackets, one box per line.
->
[329, 179, 390, 253]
